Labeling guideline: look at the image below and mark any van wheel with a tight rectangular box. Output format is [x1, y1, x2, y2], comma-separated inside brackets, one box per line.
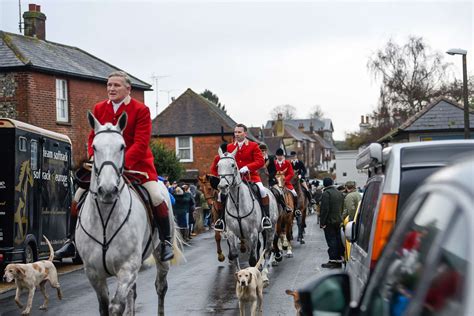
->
[24, 244, 36, 264]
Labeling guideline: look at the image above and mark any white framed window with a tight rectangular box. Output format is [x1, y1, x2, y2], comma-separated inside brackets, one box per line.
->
[175, 136, 193, 162]
[56, 79, 69, 122]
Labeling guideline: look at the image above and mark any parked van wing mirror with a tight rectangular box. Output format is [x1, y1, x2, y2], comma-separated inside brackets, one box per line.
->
[298, 273, 351, 316]
[345, 221, 356, 242]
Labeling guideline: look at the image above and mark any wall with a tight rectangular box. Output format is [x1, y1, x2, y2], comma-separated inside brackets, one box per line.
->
[155, 134, 233, 178]
[0, 70, 146, 168]
[335, 150, 368, 188]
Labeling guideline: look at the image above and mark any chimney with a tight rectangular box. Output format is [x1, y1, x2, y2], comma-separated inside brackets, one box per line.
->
[298, 123, 305, 131]
[309, 121, 314, 133]
[23, 4, 46, 40]
[275, 113, 284, 137]
[360, 114, 370, 133]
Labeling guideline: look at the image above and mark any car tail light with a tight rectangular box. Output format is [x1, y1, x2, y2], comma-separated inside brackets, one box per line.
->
[370, 193, 398, 269]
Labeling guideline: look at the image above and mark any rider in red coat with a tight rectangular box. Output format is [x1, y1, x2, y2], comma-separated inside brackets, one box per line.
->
[55, 71, 173, 262]
[274, 148, 299, 214]
[212, 124, 272, 231]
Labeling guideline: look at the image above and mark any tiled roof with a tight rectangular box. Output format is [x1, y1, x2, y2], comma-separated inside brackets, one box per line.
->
[379, 97, 474, 142]
[261, 136, 285, 155]
[403, 98, 474, 131]
[0, 31, 151, 90]
[284, 124, 315, 142]
[152, 88, 238, 136]
[265, 118, 333, 132]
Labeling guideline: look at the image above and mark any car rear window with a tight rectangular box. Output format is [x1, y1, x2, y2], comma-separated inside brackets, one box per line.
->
[398, 166, 440, 218]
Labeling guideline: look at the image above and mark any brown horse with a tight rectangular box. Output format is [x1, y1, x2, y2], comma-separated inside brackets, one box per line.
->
[272, 171, 295, 260]
[198, 175, 226, 262]
[198, 175, 247, 262]
[291, 176, 309, 244]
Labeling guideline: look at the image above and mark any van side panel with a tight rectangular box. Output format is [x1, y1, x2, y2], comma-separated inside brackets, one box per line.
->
[0, 130, 15, 251]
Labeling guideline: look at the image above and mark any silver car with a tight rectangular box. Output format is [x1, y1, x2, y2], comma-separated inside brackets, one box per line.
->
[345, 140, 474, 300]
[298, 157, 474, 316]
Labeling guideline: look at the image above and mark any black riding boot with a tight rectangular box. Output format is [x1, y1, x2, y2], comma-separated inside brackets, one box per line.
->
[214, 201, 225, 231]
[55, 201, 78, 260]
[261, 196, 272, 229]
[293, 195, 302, 217]
[152, 202, 174, 262]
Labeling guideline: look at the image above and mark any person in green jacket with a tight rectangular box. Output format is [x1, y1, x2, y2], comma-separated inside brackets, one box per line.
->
[342, 181, 361, 221]
[320, 177, 345, 269]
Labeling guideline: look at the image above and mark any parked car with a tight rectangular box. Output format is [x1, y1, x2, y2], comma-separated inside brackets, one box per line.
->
[298, 157, 474, 316]
[344, 140, 474, 298]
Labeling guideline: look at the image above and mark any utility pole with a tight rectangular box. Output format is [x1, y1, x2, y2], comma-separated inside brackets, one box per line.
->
[150, 74, 169, 116]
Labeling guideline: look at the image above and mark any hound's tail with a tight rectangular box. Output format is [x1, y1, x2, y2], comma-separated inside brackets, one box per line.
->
[170, 225, 185, 265]
[43, 235, 54, 262]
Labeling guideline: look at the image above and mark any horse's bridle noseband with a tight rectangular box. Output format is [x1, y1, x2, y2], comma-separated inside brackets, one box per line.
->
[91, 129, 125, 197]
[218, 155, 241, 188]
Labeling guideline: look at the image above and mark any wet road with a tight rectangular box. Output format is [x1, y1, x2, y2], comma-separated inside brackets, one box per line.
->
[0, 213, 331, 315]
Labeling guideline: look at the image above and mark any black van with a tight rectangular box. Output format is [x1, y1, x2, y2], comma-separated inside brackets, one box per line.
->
[0, 118, 72, 267]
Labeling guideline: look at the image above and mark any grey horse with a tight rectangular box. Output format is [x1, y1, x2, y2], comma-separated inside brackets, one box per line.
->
[76, 111, 183, 316]
[217, 147, 278, 286]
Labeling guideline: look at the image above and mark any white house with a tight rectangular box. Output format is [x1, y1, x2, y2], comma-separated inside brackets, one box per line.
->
[335, 150, 368, 188]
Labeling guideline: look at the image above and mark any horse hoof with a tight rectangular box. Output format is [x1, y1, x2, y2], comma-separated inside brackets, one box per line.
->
[286, 253, 293, 258]
[300, 239, 305, 245]
[217, 254, 225, 262]
[263, 279, 270, 288]
[271, 260, 278, 266]
[275, 253, 283, 262]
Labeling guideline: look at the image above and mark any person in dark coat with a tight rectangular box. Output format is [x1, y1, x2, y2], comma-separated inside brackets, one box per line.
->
[173, 186, 195, 241]
[289, 151, 315, 204]
[320, 177, 345, 269]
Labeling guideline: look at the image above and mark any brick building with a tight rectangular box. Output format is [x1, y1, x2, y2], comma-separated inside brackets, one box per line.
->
[152, 88, 238, 181]
[0, 4, 151, 167]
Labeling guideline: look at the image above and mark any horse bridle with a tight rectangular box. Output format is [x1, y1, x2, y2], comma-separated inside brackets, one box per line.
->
[90, 129, 125, 198]
[218, 155, 242, 188]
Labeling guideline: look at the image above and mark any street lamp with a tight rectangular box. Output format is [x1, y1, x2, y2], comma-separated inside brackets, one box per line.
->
[446, 48, 470, 139]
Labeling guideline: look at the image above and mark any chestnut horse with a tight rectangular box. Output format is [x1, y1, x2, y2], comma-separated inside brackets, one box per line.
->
[272, 171, 295, 260]
[291, 176, 309, 244]
[198, 175, 226, 262]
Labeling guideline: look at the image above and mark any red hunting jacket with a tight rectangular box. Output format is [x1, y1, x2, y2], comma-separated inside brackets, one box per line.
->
[227, 139, 264, 183]
[275, 159, 295, 190]
[210, 155, 220, 177]
[88, 97, 158, 183]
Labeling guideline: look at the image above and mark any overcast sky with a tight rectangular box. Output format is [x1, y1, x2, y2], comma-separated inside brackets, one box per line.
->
[1, 0, 472, 140]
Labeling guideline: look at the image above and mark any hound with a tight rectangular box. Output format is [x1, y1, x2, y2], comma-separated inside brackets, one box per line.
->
[3, 236, 62, 315]
[235, 251, 267, 316]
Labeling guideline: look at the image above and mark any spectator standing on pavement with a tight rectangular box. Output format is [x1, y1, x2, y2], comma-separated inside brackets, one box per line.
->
[342, 181, 361, 221]
[196, 184, 211, 229]
[173, 186, 195, 241]
[183, 184, 196, 237]
[320, 177, 345, 269]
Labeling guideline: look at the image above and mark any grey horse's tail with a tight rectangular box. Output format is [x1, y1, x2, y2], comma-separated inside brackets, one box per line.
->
[170, 222, 185, 265]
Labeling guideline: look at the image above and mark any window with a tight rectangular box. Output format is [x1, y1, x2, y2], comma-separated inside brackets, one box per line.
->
[356, 179, 382, 252]
[176, 136, 193, 162]
[19, 136, 27, 152]
[56, 79, 69, 122]
[363, 192, 459, 316]
[343, 172, 347, 177]
[30, 140, 38, 170]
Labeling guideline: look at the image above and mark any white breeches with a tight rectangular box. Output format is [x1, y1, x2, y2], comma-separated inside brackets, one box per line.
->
[74, 180, 165, 207]
[255, 182, 268, 198]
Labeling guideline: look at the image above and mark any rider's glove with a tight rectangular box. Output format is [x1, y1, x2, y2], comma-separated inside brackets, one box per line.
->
[298, 174, 302, 179]
[239, 166, 249, 174]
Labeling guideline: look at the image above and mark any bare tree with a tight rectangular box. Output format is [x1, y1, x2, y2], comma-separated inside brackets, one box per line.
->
[308, 105, 324, 119]
[270, 104, 297, 120]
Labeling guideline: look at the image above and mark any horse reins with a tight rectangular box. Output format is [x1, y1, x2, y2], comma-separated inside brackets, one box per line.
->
[218, 155, 256, 239]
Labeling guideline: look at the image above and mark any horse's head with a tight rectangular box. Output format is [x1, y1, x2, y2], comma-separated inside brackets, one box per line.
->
[275, 171, 286, 188]
[217, 146, 240, 194]
[88, 111, 127, 204]
[198, 175, 216, 205]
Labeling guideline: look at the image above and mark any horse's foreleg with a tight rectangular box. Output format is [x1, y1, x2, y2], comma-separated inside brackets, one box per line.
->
[87, 274, 109, 316]
[215, 231, 225, 262]
[124, 283, 136, 316]
[110, 268, 139, 316]
[155, 256, 170, 316]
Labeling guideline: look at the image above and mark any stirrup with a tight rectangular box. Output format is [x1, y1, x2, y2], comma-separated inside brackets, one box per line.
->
[261, 217, 272, 229]
[295, 209, 302, 217]
[214, 219, 225, 232]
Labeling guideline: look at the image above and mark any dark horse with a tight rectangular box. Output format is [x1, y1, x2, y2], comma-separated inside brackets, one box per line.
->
[291, 176, 309, 244]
